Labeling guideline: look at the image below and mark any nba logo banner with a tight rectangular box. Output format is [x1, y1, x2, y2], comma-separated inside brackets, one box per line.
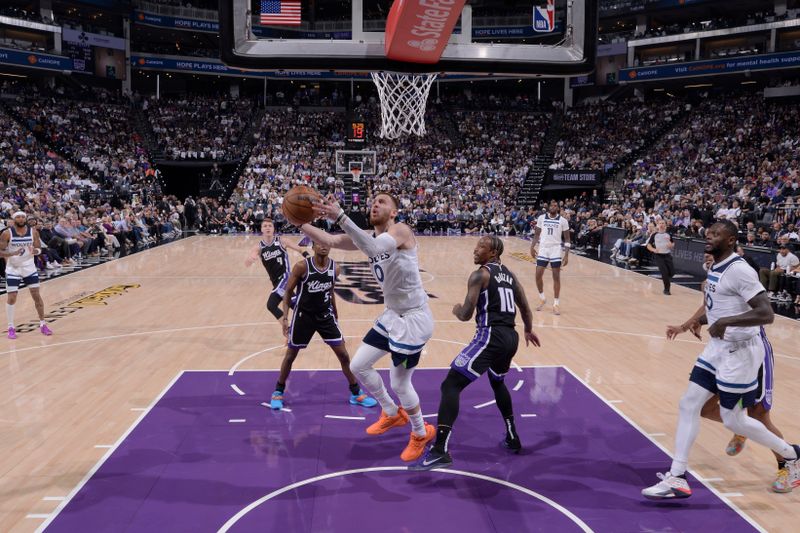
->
[533, 0, 555, 33]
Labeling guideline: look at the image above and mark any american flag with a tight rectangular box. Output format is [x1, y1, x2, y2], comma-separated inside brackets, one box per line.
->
[260, 0, 301, 26]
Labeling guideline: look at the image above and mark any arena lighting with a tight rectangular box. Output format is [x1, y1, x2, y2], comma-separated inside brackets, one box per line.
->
[653, 88, 665, 91]
[0, 72, 27, 78]
[685, 83, 712, 88]
[741, 81, 757, 84]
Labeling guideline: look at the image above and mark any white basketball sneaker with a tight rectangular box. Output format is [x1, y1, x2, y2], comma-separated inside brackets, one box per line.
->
[536, 298, 546, 311]
[642, 472, 692, 500]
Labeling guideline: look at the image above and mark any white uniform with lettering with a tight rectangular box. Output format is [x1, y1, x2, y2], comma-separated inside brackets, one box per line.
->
[3, 226, 39, 292]
[368, 238, 433, 356]
[536, 214, 569, 266]
[696, 253, 766, 395]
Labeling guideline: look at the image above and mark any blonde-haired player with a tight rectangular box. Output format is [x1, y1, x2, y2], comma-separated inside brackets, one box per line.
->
[301, 193, 435, 462]
[1, 212, 52, 339]
[530, 200, 570, 315]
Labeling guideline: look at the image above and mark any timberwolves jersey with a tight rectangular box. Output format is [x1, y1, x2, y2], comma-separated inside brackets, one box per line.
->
[368, 242, 428, 314]
[259, 237, 289, 286]
[296, 257, 336, 316]
[4, 225, 35, 271]
[474, 262, 516, 328]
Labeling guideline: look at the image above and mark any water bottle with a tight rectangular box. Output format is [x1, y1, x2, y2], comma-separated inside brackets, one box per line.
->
[771, 261, 775, 270]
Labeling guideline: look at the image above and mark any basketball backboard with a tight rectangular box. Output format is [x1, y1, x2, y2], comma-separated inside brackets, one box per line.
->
[335, 150, 377, 175]
[219, 0, 597, 77]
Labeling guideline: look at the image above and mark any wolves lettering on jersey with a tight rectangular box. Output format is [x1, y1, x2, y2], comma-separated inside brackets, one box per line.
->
[475, 263, 517, 328]
[259, 237, 289, 286]
[4, 226, 35, 269]
[296, 257, 336, 315]
[704, 253, 764, 341]
[367, 245, 428, 313]
[536, 214, 568, 247]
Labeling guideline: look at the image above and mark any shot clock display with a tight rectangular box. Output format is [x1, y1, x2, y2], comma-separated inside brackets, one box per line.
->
[347, 121, 366, 145]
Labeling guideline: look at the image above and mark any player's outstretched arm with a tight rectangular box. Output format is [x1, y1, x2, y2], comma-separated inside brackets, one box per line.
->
[510, 270, 541, 347]
[313, 195, 399, 256]
[279, 237, 310, 257]
[299, 223, 358, 251]
[244, 244, 260, 267]
[280, 261, 307, 338]
[707, 292, 774, 339]
[452, 269, 488, 322]
[667, 302, 706, 340]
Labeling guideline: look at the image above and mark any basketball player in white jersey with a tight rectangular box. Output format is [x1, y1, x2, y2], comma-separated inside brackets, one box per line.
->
[301, 193, 435, 462]
[643, 221, 800, 499]
[0, 212, 53, 339]
[530, 200, 570, 315]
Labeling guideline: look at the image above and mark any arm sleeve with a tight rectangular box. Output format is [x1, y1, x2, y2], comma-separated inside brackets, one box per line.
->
[339, 215, 398, 257]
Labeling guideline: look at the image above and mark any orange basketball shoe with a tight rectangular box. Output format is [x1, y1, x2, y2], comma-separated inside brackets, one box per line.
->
[366, 407, 409, 435]
[400, 423, 436, 462]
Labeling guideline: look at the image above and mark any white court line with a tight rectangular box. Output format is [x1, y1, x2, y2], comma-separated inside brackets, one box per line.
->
[513, 379, 524, 391]
[26, 514, 51, 519]
[130, 407, 147, 412]
[560, 366, 766, 533]
[700, 477, 725, 483]
[230, 384, 245, 396]
[93, 445, 113, 449]
[38, 371, 184, 533]
[512, 362, 523, 372]
[281, 408, 292, 413]
[228, 419, 246, 423]
[3, 318, 798, 363]
[218, 466, 594, 533]
[324, 415, 366, 421]
[521, 414, 537, 418]
[42, 496, 66, 501]
[422, 413, 437, 418]
[647, 433, 666, 437]
[608, 400, 623, 404]
[473, 399, 497, 409]
[721, 493, 744, 498]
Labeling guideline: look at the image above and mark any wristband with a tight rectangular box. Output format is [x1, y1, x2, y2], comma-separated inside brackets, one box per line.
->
[563, 243, 571, 249]
[34, 248, 41, 256]
[334, 209, 346, 225]
[302, 251, 310, 258]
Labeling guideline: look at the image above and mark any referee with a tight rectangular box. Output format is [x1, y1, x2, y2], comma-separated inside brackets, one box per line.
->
[647, 220, 675, 295]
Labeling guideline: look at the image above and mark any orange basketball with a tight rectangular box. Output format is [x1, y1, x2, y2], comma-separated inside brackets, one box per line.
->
[282, 185, 320, 226]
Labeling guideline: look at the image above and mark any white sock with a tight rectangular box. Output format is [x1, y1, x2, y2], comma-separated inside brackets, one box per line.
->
[40, 320, 46, 327]
[554, 298, 560, 306]
[408, 410, 425, 436]
[6, 303, 14, 328]
[671, 383, 714, 476]
[721, 405, 798, 459]
[538, 292, 545, 301]
[351, 343, 398, 416]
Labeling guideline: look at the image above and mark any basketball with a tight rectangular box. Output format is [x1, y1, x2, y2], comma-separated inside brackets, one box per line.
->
[282, 185, 320, 226]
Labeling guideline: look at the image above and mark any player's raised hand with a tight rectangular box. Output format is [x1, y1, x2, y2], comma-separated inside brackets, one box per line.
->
[312, 194, 342, 221]
[524, 329, 541, 347]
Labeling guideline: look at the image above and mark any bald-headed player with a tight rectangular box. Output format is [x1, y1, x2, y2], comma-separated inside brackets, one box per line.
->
[643, 220, 800, 500]
[245, 218, 309, 322]
[530, 200, 570, 315]
[411, 236, 540, 470]
[1, 211, 53, 339]
[301, 193, 435, 462]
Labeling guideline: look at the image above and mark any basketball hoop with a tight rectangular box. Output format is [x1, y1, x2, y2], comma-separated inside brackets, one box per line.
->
[370, 72, 437, 139]
[350, 168, 362, 183]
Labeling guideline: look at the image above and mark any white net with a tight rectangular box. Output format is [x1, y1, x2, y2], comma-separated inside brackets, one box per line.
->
[370, 72, 437, 139]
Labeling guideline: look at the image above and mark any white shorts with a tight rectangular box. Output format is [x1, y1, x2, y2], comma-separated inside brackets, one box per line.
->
[367, 305, 434, 356]
[694, 336, 764, 396]
[536, 243, 563, 267]
[5, 263, 40, 293]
